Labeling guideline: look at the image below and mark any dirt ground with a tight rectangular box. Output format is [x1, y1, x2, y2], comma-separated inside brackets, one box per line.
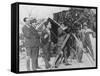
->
[19, 35, 96, 71]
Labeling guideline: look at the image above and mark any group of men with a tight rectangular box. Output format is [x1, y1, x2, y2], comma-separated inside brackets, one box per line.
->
[21, 17, 95, 71]
[22, 17, 52, 71]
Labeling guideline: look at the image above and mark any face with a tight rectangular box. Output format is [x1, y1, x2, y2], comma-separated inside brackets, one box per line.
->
[83, 26, 87, 30]
[32, 23, 37, 29]
[47, 22, 51, 29]
[25, 18, 30, 25]
[58, 27, 63, 34]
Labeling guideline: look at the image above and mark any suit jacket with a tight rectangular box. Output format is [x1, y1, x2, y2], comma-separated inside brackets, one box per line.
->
[41, 30, 49, 46]
[22, 25, 40, 47]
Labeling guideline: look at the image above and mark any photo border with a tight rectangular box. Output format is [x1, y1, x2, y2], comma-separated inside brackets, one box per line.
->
[11, 2, 98, 73]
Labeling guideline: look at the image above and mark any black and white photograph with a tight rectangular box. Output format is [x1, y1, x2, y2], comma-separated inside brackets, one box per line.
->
[18, 3, 97, 72]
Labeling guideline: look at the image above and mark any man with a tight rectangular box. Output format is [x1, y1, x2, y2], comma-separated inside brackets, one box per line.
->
[54, 27, 69, 68]
[83, 25, 95, 61]
[73, 24, 84, 63]
[22, 17, 40, 71]
[41, 23, 51, 69]
[78, 23, 95, 61]
[40, 23, 51, 69]
[73, 32, 83, 63]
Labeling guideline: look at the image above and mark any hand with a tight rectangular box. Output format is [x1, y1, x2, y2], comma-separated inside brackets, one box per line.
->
[44, 34, 48, 39]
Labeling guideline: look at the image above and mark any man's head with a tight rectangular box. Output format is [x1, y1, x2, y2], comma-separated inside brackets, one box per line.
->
[58, 27, 63, 35]
[23, 17, 30, 25]
[46, 22, 51, 29]
[83, 26, 88, 30]
[83, 23, 88, 30]
[83, 25, 87, 30]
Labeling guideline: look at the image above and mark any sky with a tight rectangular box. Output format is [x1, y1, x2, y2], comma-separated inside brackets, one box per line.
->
[19, 5, 69, 33]
[19, 5, 69, 21]
[19, 5, 96, 34]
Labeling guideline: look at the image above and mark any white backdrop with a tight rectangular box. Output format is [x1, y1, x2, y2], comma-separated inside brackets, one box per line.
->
[0, 0, 99, 76]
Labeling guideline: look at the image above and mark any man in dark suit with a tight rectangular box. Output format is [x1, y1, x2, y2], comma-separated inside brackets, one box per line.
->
[22, 17, 40, 71]
[40, 27, 51, 69]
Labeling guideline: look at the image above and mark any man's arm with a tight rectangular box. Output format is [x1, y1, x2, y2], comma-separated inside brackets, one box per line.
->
[22, 26, 30, 39]
[86, 29, 95, 38]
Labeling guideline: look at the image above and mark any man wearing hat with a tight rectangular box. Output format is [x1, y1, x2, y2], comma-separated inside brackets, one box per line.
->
[80, 23, 95, 61]
[40, 23, 51, 69]
[22, 17, 40, 71]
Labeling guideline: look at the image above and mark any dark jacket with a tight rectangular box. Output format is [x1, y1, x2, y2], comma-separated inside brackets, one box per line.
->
[22, 25, 40, 47]
[41, 30, 50, 46]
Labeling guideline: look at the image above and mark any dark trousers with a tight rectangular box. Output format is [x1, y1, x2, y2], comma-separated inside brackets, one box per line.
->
[42, 43, 50, 69]
[63, 47, 70, 64]
[26, 47, 39, 71]
[54, 46, 64, 67]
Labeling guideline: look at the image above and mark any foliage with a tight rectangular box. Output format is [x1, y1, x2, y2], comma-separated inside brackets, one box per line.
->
[53, 8, 96, 32]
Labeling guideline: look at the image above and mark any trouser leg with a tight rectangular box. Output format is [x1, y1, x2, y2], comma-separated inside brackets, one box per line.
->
[26, 56, 31, 71]
[77, 47, 83, 63]
[42, 45, 50, 69]
[43, 54, 50, 69]
[26, 48, 31, 71]
[63, 47, 69, 64]
[55, 53, 62, 67]
[87, 43, 94, 60]
[85, 40, 94, 61]
[31, 47, 39, 70]
[54, 47, 63, 67]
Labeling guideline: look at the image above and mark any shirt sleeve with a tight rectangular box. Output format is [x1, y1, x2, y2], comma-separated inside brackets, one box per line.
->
[22, 25, 30, 39]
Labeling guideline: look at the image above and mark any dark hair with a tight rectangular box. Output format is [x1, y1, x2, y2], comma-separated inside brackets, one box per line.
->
[23, 17, 28, 22]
